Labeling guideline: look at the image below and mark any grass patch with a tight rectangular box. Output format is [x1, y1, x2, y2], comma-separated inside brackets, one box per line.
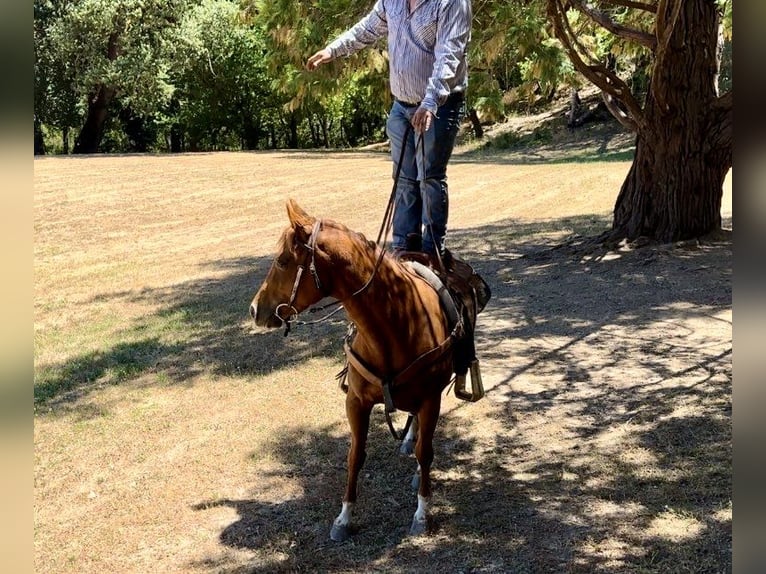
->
[34, 337, 174, 407]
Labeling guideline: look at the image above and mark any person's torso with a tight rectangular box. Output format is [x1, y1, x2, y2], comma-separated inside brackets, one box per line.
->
[384, 0, 443, 101]
[385, 0, 441, 57]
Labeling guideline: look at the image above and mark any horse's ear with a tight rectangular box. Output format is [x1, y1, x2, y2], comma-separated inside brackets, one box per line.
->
[286, 198, 315, 241]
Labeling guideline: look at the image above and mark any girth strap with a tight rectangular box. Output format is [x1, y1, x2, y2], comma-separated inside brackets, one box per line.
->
[340, 259, 461, 440]
[343, 335, 455, 405]
[343, 333, 454, 440]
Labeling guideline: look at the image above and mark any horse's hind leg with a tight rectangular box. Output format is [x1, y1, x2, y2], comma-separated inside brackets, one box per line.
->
[400, 416, 421, 491]
[410, 396, 441, 536]
[330, 392, 372, 542]
[399, 415, 418, 456]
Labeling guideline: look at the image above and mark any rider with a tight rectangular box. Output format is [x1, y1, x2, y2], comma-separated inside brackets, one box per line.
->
[307, 0, 472, 262]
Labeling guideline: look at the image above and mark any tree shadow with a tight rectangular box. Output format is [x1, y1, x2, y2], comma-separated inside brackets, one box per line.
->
[175, 215, 727, 572]
[34, 338, 184, 409]
[35, 207, 731, 571]
[35, 253, 349, 409]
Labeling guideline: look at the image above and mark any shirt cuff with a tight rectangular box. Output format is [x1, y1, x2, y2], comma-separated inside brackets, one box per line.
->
[420, 96, 439, 115]
[326, 42, 342, 59]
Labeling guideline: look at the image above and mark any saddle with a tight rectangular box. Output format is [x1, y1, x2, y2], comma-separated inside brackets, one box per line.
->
[396, 248, 491, 402]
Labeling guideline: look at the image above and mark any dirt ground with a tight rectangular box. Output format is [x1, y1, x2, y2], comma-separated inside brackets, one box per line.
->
[34, 124, 732, 573]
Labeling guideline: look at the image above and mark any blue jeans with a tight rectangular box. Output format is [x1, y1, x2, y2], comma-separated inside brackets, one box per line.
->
[386, 94, 465, 254]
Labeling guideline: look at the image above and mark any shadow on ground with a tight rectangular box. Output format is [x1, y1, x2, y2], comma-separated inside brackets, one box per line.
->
[36, 211, 731, 572]
[176, 216, 727, 573]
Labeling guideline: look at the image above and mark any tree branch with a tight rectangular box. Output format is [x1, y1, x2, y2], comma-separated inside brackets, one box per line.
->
[547, 0, 646, 130]
[601, 0, 658, 14]
[602, 91, 639, 131]
[656, 0, 683, 52]
[571, 0, 656, 49]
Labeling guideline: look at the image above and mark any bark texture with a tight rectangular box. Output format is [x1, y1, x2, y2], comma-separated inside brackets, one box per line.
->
[548, 0, 733, 243]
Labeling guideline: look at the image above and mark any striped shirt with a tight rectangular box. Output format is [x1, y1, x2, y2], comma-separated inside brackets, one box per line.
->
[326, 0, 471, 113]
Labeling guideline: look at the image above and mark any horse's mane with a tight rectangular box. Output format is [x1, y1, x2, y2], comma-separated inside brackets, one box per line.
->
[278, 216, 404, 274]
[323, 219, 383, 266]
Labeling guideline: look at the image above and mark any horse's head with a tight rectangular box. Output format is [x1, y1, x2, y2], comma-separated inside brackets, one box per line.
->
[250, 199, 326, 329]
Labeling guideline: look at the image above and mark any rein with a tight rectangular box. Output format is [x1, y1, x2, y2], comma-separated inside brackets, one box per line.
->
[276, 124, 413, 335]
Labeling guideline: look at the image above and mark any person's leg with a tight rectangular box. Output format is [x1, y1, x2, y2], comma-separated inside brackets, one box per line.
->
[417, 96, 465, 254]
[386, 102, 420, 251]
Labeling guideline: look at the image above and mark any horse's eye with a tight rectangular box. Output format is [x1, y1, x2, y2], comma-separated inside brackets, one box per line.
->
[275, 255, 290, 270]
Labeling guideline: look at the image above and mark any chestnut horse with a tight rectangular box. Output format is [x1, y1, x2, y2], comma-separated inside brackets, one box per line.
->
[250, 199, 459, 541]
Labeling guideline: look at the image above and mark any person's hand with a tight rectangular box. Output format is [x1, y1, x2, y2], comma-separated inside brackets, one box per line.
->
[411, 107, 434, 134]
[306, 48, 332, 71]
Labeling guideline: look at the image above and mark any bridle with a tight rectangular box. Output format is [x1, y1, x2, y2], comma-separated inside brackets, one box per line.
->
[275, 213, 395, 336]
[274, 219, 325, 336]
[274, 122, 416, 337]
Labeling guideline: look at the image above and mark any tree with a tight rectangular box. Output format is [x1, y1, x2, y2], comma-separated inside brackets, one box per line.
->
[546, 0, 733, 242]
[470, 0, 575, 124]
[171, 0, 277, 151]
[45, 0, 188, 153]
[252, 0, 392, 147]
[35, 0, 82, 154]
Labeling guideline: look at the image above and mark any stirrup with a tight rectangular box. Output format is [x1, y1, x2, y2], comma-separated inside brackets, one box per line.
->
[454, 359, 485, 402]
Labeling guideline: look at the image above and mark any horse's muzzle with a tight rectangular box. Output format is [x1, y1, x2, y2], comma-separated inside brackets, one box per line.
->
[250, 301, 284, 329]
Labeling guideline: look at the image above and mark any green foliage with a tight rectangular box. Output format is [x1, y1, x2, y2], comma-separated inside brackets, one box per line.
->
[35, 0, 191, 152]
[46, 0, 187, 115]
[42, 0, 718, 152]
[247, 0, 390, 147]
[170, 0, 278, 150]
[470, 0, 573, 116]
[35, 1, 82, 137]
[717, 0, 732, 94]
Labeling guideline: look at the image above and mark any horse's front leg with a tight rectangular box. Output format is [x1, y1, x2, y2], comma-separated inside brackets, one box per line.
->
[410, 396, 441, 536]
[330, 391, 372, 542]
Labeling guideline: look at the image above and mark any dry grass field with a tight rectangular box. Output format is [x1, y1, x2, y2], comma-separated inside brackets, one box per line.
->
[34, 125, 732, 573]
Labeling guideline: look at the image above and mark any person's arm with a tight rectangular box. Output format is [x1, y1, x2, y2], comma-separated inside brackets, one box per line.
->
[307, 1, 388, 70]
[421, 0, 471, 114]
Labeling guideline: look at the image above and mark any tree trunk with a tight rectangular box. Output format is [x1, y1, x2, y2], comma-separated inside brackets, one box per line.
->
[612, 0, 731, 242]
[467, 108, 483, 139]
[62, 126, 70, 154]
[169, 124, 182, 152]
[34, 117, 46, 155]
[321, 116, 330, 148]
[286, 113, 299, 148]
[613, 130, 728, 242]
[307, 115, 320, 147]
[73, 31, 120, 154]
[73, 85, 116, 154]
[567, 89, 581, 129]
[242, 109, 261, 150]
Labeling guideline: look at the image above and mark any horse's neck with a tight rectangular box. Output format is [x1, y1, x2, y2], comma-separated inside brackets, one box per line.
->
[337, 255, 446, 367]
